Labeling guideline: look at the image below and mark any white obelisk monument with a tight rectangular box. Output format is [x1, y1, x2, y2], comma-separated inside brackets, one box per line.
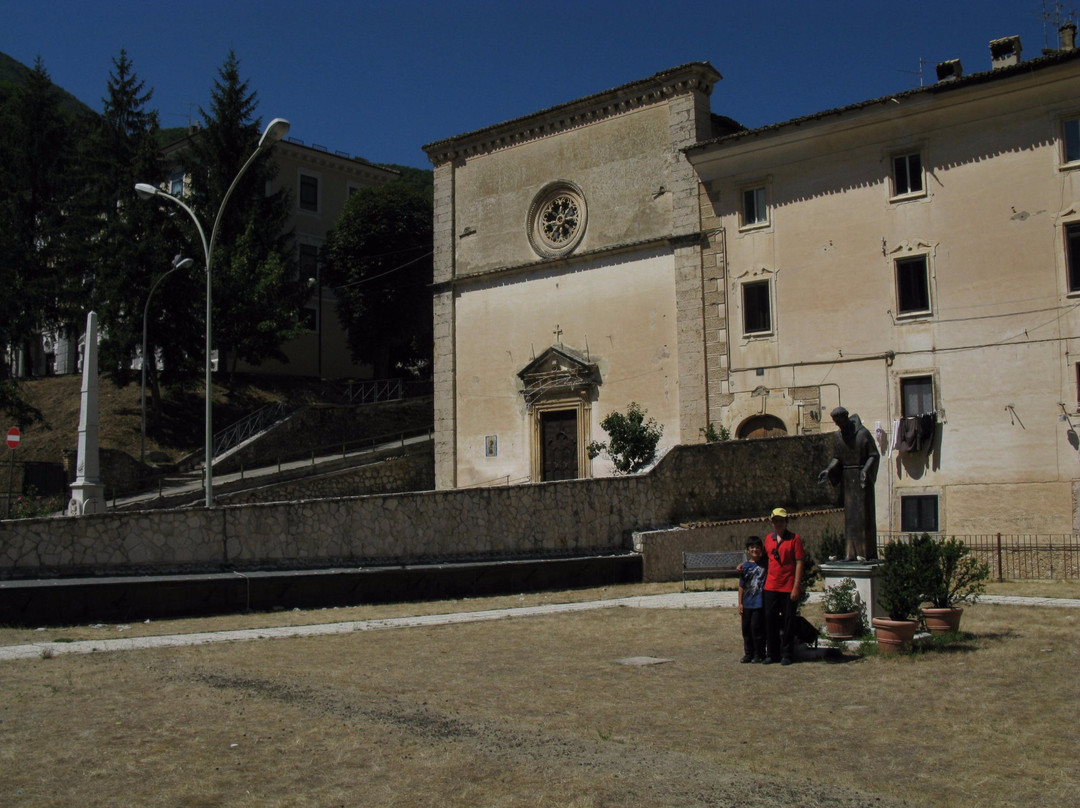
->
[68, 311, 104, 515]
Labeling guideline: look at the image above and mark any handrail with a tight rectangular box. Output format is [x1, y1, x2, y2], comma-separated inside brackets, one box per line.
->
[213, 401, 295, 456]
[260, 426, 434, 469]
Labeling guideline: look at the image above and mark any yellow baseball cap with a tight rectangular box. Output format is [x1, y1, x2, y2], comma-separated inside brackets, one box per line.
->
[771, 507, 788, 519]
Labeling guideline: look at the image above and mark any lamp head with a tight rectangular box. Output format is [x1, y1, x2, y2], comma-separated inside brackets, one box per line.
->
[134, 182, 160, 199]
[259, 118, 290, 149]
[173, 255, 195, 271]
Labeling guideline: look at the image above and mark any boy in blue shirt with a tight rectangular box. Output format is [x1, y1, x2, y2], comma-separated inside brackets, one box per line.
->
[737, 536, 767, 663]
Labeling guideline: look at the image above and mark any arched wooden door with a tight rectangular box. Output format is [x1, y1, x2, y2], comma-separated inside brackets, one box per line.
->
[737, 415, 788, 440]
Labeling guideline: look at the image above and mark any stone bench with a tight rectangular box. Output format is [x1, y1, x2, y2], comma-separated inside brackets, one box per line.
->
[681, 550, 746, 591]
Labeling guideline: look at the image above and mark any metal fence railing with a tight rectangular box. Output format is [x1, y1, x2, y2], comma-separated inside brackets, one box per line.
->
[879, 533, 1080, 581]
[341, 378, 403, 405]
[213, 401, 295, 457]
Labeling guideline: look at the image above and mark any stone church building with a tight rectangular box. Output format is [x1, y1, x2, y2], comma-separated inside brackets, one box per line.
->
[423, 31, 1080, 537]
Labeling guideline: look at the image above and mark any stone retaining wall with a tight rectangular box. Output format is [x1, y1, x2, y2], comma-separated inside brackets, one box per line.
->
[0, 434, 837, 578]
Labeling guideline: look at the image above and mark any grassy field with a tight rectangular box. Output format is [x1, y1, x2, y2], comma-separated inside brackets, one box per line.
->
[0, 581, 1076, 807]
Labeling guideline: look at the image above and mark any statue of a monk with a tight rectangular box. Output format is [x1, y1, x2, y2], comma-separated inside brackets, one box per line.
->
[818, 407, 880, 561]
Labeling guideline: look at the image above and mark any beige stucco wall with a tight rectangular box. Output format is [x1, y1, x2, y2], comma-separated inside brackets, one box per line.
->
[453, 248, 680, 487]
[452, 106, 675, 276]
[692, 61, 1080, 535]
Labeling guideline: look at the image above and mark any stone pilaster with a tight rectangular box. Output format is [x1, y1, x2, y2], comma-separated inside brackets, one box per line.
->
[669, 88, 714, 442]
[699, 180, 729, 429]
[431, 160, 458, 489]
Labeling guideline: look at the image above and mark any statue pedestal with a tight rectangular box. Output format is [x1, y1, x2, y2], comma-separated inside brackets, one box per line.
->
[819, 561, 882, 620]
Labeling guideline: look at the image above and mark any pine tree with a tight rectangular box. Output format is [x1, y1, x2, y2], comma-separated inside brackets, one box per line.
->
[0, 58, 75, 381]
[184, 51, 307, 376]
[77, 51, 199, 403]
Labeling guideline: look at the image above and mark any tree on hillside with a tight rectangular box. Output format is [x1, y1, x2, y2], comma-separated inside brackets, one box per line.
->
[75, 51, 199, 409]
[321, 182, 433, 379]
[0, 58, 77, 382]
[184, 51, 308, 376]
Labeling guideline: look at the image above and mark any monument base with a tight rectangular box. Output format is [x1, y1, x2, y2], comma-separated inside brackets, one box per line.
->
[68, 481, 105, 516]
[819, 560, 882, 620]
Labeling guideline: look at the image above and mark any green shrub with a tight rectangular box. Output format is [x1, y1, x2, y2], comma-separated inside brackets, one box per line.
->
[923, 536, 990, 608]
[587, 402, 663, 474]
[877, 535, 935, 620]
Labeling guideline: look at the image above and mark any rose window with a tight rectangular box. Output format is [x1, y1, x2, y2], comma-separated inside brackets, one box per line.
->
[528, 181, 588, 258]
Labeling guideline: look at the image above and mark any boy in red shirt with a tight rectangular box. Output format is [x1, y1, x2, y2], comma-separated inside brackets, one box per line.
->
[762, 507, 805, 665]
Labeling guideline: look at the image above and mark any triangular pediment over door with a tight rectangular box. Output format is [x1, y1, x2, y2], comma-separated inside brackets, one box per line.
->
[518, 345, 601, 482]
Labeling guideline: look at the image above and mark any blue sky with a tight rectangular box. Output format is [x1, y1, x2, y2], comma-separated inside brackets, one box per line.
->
[1, 1, 1067, 169]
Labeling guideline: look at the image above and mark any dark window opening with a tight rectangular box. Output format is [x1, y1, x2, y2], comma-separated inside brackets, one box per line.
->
[896, 256, 931, 315]
[1064, 118, 1080, 163]
[901, 376, 934, 418]
[1066, 223, 1080, 293]
[299, 174, 319, 212]
[742, 186, 767, 226]
[743, 280, 772, 334]
[893, 152, 923, 195]
[901, 494, 938, 532]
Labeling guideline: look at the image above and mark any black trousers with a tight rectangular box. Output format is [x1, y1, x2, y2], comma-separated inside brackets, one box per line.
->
[741, 607, 766, 658]
[763, 589, 797, 661]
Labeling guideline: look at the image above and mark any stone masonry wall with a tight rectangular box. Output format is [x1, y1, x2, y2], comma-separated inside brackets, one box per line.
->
[0, 434, 837, 578]
[633, 509, 845, 583]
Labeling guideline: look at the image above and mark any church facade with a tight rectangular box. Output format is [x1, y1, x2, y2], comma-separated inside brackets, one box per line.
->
[424, 33, 1080, 536]
[423, 63, 728, 489]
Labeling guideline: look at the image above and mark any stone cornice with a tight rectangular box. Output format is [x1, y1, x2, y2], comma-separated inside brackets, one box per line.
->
[277, 141, 399, 182]
[431, 232, 704, 294]
[423, 62, 721, 165]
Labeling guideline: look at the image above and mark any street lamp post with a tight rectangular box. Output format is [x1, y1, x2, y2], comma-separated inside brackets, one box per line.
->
[135, 117, 290, 508]
[141, 254, 194, 465]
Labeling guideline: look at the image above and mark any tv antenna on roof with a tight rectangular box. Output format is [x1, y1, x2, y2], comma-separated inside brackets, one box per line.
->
[1040, 1, 1078, 50]
[897, 56, 927, 88]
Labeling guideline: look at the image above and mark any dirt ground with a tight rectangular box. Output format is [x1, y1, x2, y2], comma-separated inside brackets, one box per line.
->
[0, 588, 1076, 808]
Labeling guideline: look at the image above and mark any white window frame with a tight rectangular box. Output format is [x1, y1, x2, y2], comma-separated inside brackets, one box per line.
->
[168, 170, 186, 197]
[890, 149, 926, 200]
[739, 184, 769, 230]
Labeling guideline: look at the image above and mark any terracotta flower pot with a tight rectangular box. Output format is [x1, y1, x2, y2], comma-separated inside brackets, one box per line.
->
[823, 611, 860, 640]
[871, 617, 918, 653]
[921, 606, 964, 634]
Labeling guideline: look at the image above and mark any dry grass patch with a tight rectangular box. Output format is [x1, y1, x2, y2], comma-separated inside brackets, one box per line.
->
[0, 596, 1075, 807]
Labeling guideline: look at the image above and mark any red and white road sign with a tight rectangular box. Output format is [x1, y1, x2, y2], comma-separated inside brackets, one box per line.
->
[5, 427, 20, 450]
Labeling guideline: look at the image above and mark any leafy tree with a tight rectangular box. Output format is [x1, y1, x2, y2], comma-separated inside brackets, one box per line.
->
[184, 51, 307, 376]
[587, 402, 664, 474]
[321, 182, 433, 378]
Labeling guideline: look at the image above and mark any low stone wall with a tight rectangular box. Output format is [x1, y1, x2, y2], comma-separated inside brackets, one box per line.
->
[0, 433, 837, 578]
[633, 509, 845, 582]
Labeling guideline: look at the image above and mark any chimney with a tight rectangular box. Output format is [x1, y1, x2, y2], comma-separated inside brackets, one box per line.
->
[935, 59, 963, 82]
[990, 35, 1022, 69]
[1061, 23, 1077, 51]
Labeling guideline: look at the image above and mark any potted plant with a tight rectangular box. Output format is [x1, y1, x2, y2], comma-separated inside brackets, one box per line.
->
[821, 577, 865, 639]
[920, 536, 990, 633]
[872, 535, 934, 653]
